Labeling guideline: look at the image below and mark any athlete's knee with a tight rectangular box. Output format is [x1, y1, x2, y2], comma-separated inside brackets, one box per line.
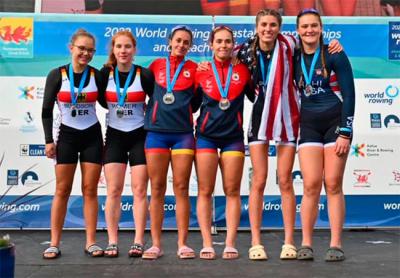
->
[173, 181, 189, 196]
[277, 173, 293, 192]
[107, 186, 123, 199]
[251, 173, 267, 193]
[324, 177, 343, 195]
[303, 183, 322, 197]
[223, 186, 240, 197]
[82, 184, 98, 198]
[133, 183, 148, 200]
[54, 185, 72, 199]
[198, 186, 213, 198]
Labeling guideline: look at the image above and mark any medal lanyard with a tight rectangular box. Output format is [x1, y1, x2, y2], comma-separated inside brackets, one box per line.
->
[69, 64, 88, 107]
[211, 61, 233, 99]
[258, 51, 272, 88]
[166, 57, 185, 93]
[115, 65, 135, 107]
[300, 46, 320, 87]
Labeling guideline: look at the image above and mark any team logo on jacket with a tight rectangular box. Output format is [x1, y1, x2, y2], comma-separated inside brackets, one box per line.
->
[183, 70, 191, 78]
[232, 72, 239, 81]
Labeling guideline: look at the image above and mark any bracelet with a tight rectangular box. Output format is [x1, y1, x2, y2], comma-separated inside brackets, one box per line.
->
[339, 134, 351, 139]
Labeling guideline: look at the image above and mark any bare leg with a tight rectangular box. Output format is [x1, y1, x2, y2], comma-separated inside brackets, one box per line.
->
[323, 146, 347, 248]
[277, 145, 296, 246]
[80, 162, 102, 254]
[248, 144, 268, 247]
[298, 146, 324, 247]
[195, 152, 219, 250]
[146, 152, 170, 249]
[171, 154, 194, 249]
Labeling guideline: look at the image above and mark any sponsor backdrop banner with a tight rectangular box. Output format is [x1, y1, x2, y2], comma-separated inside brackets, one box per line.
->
[0, 13, 399, 229]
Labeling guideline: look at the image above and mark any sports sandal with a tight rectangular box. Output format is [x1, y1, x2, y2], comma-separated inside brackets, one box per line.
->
[325, 247, 345, 262]
[43, 246, 61, 259]
[248, 245, 268, 260]
[297, 246, 314, 260]
[199, 247, 216, 260]
[280, 244, 297, 260]
[142, 246, 164, 260]
[177, 245, 196, 259]
[128, 243, 144, 257]
[222, 246, 239, 260]
[104, 243, 119, 258]
[84, 244, 104, 257]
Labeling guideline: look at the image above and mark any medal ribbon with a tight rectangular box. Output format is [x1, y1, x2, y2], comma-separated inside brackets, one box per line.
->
[115, 65, 135, 107]
[69, 64, 89, 107]
[211, 61, 233, 100]
[300, 46, 320, 87]
[166, 57, 185, 93]
[258, 51, 272, 89]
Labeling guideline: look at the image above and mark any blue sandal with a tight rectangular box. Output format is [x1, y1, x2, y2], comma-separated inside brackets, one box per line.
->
[84, 244, 104, 257]
[43, 246, 61, 259]
[325, 247, 345, 262]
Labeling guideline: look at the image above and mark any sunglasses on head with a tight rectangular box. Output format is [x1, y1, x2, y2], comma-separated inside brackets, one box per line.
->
[212, 25, 233, 33]
[297, 8, 320, 17]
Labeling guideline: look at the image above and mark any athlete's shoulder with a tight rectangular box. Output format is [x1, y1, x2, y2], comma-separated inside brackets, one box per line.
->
[149, 58, 165, 72]
[184, 59, 198, 69]
[234, 63, 251, 79]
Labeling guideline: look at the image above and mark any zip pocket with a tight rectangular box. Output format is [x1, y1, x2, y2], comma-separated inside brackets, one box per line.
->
[237, 111, 242, 130]
[200, 111, 210, 133]
[152, 101, 159, 124]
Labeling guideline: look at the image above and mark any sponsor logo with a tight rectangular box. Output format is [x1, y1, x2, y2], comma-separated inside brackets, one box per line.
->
[20, 144, 46, 156]
[384, 114, 400, 129]
[370, 113, 382, 128]
[353, 169, 372, 187]
[7, 169, 19, 185]
[363, 85, 399, 105]
[19, 111, 37, 133]
[292, 170, 303, 186]
[18, 85, 35, 100]
[0, 117, 11, 126]
[351, 143, 395, 158]
[351, 143, 365, 157]
[245, 145, 276, 157]
[21, 170, 40, 186]
[389, 170, 400, 186]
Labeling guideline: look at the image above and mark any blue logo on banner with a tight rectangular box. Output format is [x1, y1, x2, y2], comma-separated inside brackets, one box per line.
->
[384, 114, 400, 128]
[21, 171, 39, 185]
[7, 170, 19, 185]
[20, 144, 46, 156]
[370, 113, 382, 128]
[389, 22, 400, 60]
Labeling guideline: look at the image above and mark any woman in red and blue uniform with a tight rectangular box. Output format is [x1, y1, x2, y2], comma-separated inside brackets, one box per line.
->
[100, 31, 154, 258]
[41, 29, 106, 259]
[294, 9, 355, 261]
[142, 26, 197, 260]
[194, 26, 253, 260]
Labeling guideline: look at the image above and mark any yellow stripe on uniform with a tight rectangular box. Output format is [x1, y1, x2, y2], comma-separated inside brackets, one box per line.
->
[221, 151, 245, 157]
[171, 149, 195, 155]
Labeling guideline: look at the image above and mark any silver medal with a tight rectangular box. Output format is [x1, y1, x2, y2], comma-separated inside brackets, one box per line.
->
[219, 98, 230, 110]
[116, 106, 124, 118]
[305, 85, 313, 97]
[163, 92, 175, 105]
[71, 106, 77, 117]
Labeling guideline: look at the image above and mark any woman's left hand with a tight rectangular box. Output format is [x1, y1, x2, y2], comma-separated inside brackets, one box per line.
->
[328, 39, 343, 54]
[335, 136, 351, 156]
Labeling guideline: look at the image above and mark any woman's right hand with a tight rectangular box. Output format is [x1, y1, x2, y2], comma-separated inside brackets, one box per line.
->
[197, 61, 210, 72]
[45, 143, 56, 159]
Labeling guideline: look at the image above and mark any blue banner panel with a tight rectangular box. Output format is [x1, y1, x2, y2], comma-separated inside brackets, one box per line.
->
[0, 195, 398, 228]
[214, 195, 400, 228]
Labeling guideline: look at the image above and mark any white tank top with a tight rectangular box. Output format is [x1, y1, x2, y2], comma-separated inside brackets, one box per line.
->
[105, 67, 145, 132]
[57, 67, 99, 130]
